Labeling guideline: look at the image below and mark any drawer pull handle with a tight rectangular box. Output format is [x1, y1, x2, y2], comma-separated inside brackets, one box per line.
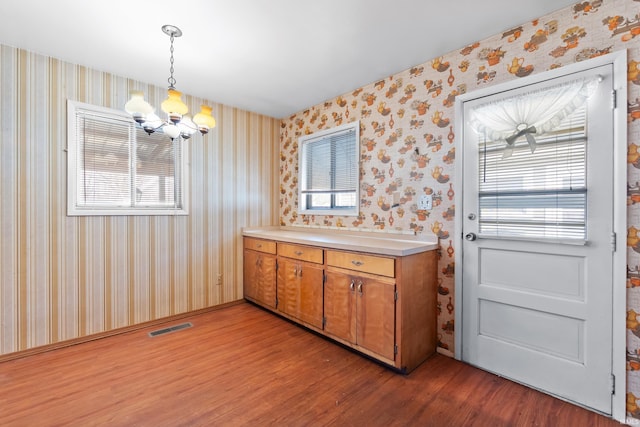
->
[295, 251, 303, 256]
[351, 260, 364, 267]
[256, 244, 262, 248]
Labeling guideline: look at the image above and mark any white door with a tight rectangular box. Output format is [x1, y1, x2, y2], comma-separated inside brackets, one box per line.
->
[460, 64, 614, 414]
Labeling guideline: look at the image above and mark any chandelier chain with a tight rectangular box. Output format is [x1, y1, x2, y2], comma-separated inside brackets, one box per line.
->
[168, 34, 176, 89]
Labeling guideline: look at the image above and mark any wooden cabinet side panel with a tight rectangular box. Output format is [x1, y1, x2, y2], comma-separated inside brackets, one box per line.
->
[396, 250, 438, 372]
[357, 279, 396, 361]
[324, 270, 356, 343]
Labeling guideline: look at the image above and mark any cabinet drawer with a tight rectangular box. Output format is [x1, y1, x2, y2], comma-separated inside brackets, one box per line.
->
[277, 243, 323, 264]
[326, 250, 395, 278]
[244, 237, 276, 254]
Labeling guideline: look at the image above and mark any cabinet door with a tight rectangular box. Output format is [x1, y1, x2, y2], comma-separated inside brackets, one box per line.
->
[357, 278, 396, 360]
[277, 258, 323, 329]
[256, 253, 277, 308]
[244, 250, 277, 308]
[277, 258, 299, 317]
[297, 262, 324, 329]
[324, 270, 356, 343]
[243, 250, 260, 301]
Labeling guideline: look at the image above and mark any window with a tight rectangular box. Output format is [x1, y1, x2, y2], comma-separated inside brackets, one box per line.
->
[477, 105, 587, 240]
[298, 121, 359, 216]
[67, 100, 188, 216]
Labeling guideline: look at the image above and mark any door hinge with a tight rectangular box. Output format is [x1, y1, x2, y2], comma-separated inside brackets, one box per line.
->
[275, 297, 278, 308]
[322, 316, 327, 328]
[611, 373, 616, 395]
[323, 274, 326, 284]
[612, 90, 617, 109]
[611, 232, 617, 252]
[275, 260, 279, 271]
[394, 291, 398, 302]
[394, 344, 398, 355]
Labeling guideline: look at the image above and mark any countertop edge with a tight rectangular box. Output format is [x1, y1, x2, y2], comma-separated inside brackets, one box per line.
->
[242, 227, 439, 257]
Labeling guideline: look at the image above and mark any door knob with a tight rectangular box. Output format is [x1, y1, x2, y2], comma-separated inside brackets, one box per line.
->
[465, 232, 477, 241]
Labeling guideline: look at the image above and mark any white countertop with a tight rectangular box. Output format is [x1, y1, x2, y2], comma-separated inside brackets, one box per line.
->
[242, 227, 438, 257]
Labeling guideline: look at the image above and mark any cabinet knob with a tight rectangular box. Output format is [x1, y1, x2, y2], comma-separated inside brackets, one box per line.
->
[256, 244, 262, 248]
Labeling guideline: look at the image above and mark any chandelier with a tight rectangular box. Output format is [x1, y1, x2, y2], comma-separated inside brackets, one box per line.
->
[124, 24, 216, 140]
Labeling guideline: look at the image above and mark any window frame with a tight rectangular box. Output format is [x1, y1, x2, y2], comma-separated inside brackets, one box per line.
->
[67, 100, 190, 216]
[297, 121, 360, 216]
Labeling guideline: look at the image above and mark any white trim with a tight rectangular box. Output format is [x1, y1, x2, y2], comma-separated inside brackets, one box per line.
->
[454, 50, 627, 422]
[610, 49, 628, 423]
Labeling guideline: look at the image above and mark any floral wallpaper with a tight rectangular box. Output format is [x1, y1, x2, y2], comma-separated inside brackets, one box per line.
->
[279, 0, 640, 418]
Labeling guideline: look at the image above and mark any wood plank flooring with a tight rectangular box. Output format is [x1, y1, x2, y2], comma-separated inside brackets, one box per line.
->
[0, 302, 622, 426]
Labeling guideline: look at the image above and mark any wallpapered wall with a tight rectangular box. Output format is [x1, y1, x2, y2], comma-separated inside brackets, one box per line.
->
[279, 0, 640, 417]
[0, 46, 279, 357]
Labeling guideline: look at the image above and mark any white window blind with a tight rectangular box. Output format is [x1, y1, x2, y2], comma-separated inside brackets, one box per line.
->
[299, 121, 359, 215]
[478, 106, 587, 240]
[67, 101, 187, 216]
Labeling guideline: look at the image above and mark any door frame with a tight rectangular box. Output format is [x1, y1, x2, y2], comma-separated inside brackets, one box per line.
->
[453, 50, 627, 422]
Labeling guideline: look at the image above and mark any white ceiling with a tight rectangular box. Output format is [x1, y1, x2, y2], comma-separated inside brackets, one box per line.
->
[0, 0, 578, 119]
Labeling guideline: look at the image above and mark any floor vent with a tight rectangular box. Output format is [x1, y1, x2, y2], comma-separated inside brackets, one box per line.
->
[148, 322, 193, 337]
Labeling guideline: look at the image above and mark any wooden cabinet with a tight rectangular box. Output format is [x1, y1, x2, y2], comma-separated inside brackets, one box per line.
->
[324, 270, 396, 360]
[243, 238, 277, 308]
[276, 243, 324, 329]
[242, 234, 437, 373]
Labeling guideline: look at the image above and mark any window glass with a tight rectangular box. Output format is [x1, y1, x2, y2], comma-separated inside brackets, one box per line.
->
[298, 121, 359, 215]
[478, 106, 587, 240]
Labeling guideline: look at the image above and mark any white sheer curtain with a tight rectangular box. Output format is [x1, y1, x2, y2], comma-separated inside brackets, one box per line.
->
[468, 76, 600, 157]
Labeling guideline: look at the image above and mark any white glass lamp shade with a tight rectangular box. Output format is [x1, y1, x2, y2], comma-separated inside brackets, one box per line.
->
[125, 91, 154, 123]
[192, 105, 216, 134]
[161, 89, 189, 123]
[163, 123, 181, 139]
[177, 115, 197, 139]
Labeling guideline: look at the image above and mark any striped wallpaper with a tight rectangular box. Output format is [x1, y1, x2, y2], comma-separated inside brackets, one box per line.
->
[0, 45, 280, 356]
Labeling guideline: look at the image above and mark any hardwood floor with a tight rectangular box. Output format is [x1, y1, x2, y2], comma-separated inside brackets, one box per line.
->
[0, 303, 622, 426]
